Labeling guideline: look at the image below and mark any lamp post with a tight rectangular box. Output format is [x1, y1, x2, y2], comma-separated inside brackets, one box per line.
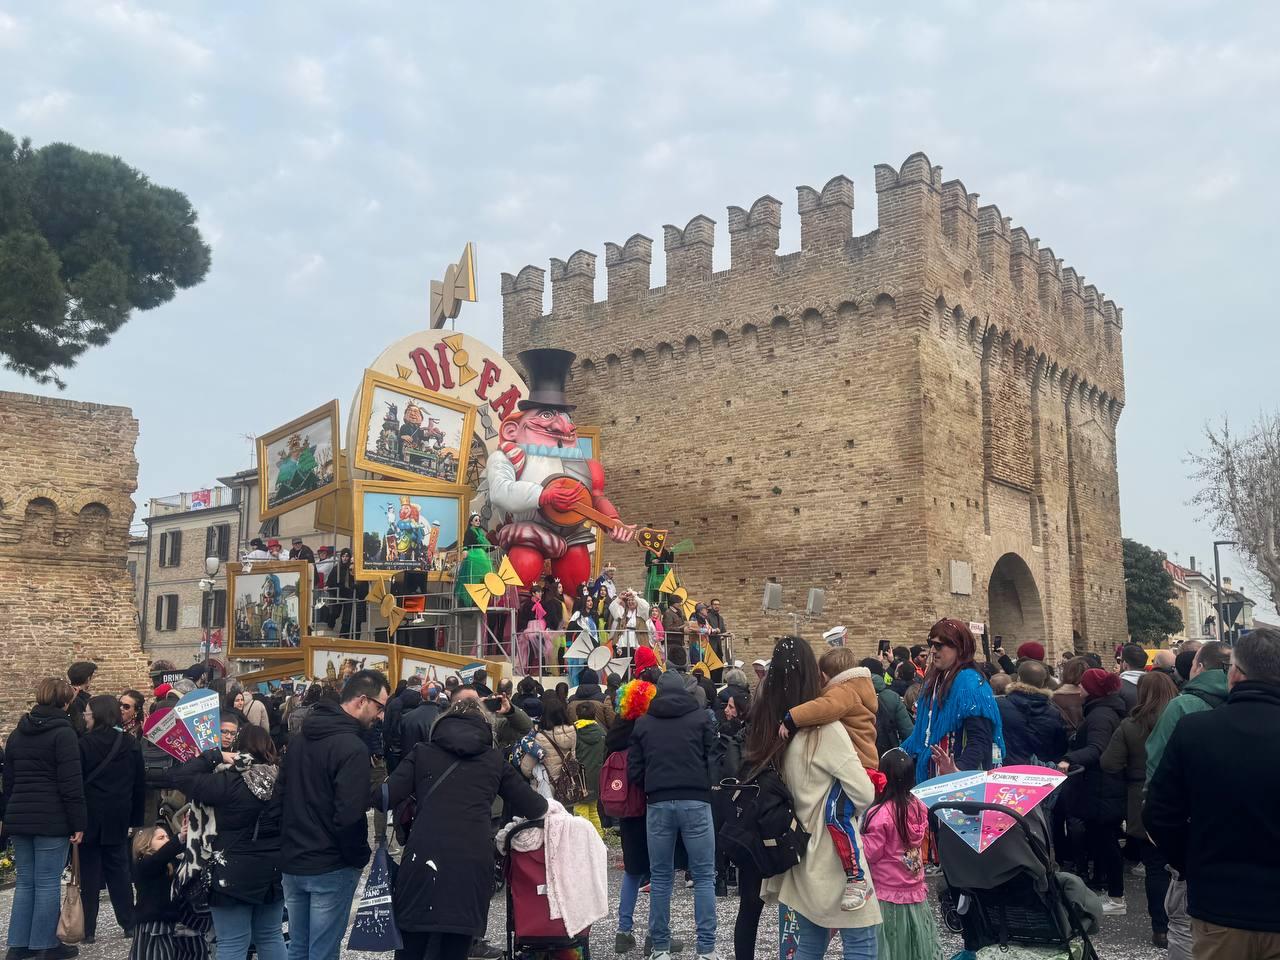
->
[201, 555, 221, 685]
[1212, 540, 1236, 644]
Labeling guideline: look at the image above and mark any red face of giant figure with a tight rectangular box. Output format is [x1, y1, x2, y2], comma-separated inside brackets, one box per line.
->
[500, 407, 578, 448]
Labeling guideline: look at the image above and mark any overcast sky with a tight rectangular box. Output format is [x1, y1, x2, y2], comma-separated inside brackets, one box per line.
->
[2, 1, 1276, 614]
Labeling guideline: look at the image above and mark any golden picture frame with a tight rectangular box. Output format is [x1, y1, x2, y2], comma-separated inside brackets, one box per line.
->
[302, 636, 398, 683]
[258, 400, 341, 521]
[574, 426, 606, 579]
[225, 560, 312, 661]
[352, 479, 468, 582]
[232, 660, 306, 686]
[397, 647, 505, 688]
[354, 369, 476, 489]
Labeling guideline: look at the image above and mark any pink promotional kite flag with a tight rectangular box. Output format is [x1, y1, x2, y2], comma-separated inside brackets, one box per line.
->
[912, 771, 986, 852]
[977, 765, 1065, 852]
[174, 689, 222, 753]
[143, 705, 202, 762]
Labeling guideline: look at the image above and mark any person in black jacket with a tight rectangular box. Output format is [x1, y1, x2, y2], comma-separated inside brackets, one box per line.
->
[169, 725, 284, 960]
[66, 662, 96, 737]
[384, 676, 423, 773]
[277, 669, 387, 960]
[3, 677, 86, 960]
[383, 698, 546, 960]
[628, 670, 717, 960]
[1145, 627, 1280, 956]
[129, 824, 194, 960]
[996, 660, 1068, 766]
[78, 696, 145, 943]
[399, 694, 442, 755]
[1057, 668, 1128, 914]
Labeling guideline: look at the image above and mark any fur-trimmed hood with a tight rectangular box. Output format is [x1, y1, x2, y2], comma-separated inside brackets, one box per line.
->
[825, 666, 872, 687]
[1006, 682, 1052, 699]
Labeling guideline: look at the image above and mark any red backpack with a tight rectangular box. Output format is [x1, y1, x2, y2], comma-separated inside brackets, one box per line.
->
[599, 749, 645, 818]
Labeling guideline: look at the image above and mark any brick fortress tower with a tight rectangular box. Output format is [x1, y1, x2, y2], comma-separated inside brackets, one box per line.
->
[0, 392, 151, 729]
[501, 152, 1126, 661]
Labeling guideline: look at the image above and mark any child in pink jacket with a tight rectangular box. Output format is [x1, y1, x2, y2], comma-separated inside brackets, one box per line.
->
[861, 748, 941, 959]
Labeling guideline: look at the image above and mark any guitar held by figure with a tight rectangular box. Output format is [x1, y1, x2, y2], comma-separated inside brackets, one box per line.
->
[539, 476, 670, 554]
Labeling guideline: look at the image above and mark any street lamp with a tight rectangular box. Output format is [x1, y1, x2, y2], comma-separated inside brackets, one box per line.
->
[201, 556, 221, 685]
[1212, 540, 1236, 644]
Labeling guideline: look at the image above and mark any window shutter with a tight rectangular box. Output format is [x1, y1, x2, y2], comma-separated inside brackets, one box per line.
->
[214, 590, 227, 628]
[206, 526, 215, 558]
[159, 532, 168, 567]
[200, 593, 210, 629]
[217, 524, 231, 561]
[171, 530, 183, 565]
[155, 596, 164, 629]
[166, 595, 178, 631]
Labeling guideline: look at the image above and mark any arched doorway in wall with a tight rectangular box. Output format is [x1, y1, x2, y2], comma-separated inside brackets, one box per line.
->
[988, 553, 1046, 651]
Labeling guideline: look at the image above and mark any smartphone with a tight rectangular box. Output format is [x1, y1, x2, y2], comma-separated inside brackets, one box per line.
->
[878, 639, 892, 656]
[483, 696, 503, 712]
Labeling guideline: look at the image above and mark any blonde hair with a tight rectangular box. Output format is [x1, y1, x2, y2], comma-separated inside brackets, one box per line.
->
[818, 647, 857, 678]
[132, 826, 167, 862]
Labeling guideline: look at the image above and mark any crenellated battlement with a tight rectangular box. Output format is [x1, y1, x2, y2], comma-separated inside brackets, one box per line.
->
[501, 151, 1126, 403]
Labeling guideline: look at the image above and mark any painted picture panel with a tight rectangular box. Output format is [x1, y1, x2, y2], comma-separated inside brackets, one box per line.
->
[352, 480, 465, 580]
[303, 637, 397, 683]
[397, 648, 505, 688]
[258, 401, 340, 521]
[354, 370, 474, 487]
[226, 561, 311, 658]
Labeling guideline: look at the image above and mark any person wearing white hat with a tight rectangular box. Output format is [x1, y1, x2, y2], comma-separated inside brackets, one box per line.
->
[752, 659, 770, 685]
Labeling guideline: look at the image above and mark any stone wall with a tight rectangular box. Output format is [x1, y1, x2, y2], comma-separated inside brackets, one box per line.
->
[501, 152, 1127, 662]
[0, 391, 152, 731]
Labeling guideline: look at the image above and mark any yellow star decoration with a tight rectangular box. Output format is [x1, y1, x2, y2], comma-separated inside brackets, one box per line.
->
[367, 579, 408, 638]
[695, 645, 724, 677]
[464, 557, 524, 612]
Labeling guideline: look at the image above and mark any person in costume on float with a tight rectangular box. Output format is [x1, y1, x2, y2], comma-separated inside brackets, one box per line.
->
[482, 348, 635, 600]
[455, 513, 494, 608]
[591, 564, 620, 635]
[565, 583, 597, 681]
[609, 589, 651, 658]
[644, 543, 675, 605]
[515, 585, 551, 676]
[900, 618, 1005, 783]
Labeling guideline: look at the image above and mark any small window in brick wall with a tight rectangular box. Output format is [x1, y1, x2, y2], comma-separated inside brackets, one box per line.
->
[202, 589, 227, 629]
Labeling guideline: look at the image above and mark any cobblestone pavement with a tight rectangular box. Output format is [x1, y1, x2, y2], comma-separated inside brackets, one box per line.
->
[0, 861, 1165, 960]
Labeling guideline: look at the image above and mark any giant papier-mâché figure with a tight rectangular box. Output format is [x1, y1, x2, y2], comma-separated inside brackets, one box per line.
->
[483, 348, 635, 597]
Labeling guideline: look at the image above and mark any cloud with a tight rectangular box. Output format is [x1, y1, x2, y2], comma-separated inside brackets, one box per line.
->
[285, 56, 331, 108]
[89, 2, 211, 68]
[899, 18, 945, 62]
[0, 11, 22, 46]
[802, 9, 878, 53]
[286, 252, 325, 286]
[1190, 167, 1240, 202]
[298, 128, 345, 162]
[17, 90, 71, 120]
[530, 76, 602, 110]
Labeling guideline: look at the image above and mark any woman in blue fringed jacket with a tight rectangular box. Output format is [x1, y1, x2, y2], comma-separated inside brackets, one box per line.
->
[901, 618, 1005, 782]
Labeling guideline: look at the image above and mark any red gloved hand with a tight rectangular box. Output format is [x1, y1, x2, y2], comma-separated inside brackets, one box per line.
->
[539, 481, 583, 512]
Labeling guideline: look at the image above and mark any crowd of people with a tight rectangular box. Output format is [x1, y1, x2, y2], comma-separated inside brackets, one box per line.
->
[1, 621, 1277, 960]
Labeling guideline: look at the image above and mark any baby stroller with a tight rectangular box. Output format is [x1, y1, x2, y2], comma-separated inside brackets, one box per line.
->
[502, 819, 592, 960]
[931, 801, 1101, 960]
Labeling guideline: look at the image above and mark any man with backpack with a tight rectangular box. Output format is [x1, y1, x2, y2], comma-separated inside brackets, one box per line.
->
[629, 671, 718, 960]
[859, 657, 913, 755]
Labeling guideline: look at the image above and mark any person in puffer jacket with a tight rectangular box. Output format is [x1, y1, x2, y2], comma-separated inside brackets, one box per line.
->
[996, 660, 1068, 765]
[3, 678, 87, 960]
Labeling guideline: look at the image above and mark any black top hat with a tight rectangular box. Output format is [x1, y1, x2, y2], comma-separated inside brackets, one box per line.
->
[517, 348, 577, 411]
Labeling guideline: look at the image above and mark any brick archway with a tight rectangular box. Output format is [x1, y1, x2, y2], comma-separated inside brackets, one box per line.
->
[988, 552, 1046, 651]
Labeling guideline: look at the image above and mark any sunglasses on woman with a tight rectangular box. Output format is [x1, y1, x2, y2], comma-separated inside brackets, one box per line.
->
[927, 639, 950, 650]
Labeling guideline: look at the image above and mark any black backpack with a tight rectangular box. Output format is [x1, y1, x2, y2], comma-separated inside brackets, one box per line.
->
[717, 761, 811, 878]
[875, 698, 902, 756]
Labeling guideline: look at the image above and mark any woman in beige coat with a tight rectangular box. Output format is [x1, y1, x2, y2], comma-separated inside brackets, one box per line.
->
[518, 692, 578, 793]
[749, 637, 882, 960]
